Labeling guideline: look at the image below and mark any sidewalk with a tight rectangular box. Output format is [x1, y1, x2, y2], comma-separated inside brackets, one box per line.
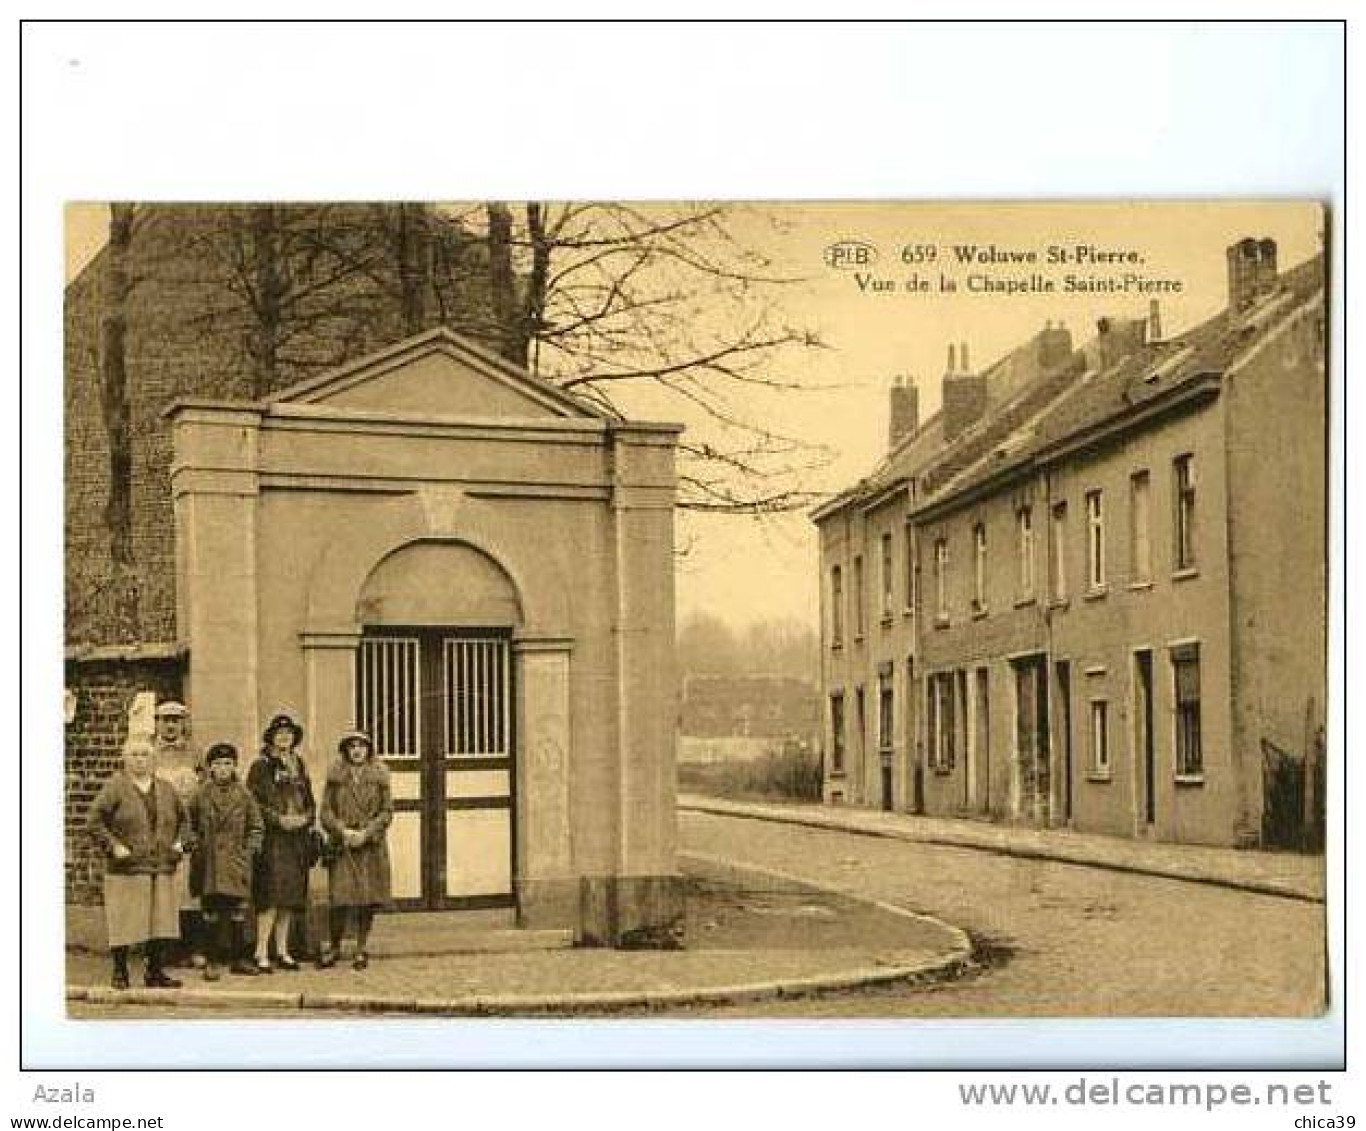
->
[66, 855, 972, 1016]
[680, 794, 1326, 903]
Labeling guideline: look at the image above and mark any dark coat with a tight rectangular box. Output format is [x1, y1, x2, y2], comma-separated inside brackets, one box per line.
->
[189, 775, 264, 901]
[320, 757, 393, 908]
[246, 751, 317, 909]
[87, 772, 189, 876]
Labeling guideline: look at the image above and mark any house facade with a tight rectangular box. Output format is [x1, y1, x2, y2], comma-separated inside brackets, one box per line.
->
[814, 238, 1326, 849]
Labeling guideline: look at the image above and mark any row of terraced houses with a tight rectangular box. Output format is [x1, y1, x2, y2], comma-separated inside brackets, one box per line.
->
[812, 237, 1326, 849]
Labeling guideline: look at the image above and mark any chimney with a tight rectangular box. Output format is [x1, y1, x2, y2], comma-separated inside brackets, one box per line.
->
[1036, 321, 1074, 369]
[1148, 299, 1163, 343]
[1227, 236, 1279, 313]
[888, 375, 919, 451]
[1094, 315, 1148, 370]
[941, 342, 988, 443]
[947, 343, 957, 373]
[959, 341, 970, 372]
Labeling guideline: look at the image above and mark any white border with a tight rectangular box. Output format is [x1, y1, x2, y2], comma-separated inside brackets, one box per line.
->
[17, 19, 1348, 1075]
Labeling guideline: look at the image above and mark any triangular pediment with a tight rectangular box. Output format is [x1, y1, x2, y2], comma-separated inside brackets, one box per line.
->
[270, 328, 603, 420]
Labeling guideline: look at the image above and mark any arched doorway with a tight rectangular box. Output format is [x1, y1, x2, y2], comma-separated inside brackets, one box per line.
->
[354, 540, 524, 910]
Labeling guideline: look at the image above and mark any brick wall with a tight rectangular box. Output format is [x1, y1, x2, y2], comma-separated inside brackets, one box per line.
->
[64, 651, 184, 904]
[66, 204, 496, 647]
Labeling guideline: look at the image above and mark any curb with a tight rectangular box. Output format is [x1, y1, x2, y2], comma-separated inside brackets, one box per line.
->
[680, 798, 1325, 905]
[67, 858, 975, 1016]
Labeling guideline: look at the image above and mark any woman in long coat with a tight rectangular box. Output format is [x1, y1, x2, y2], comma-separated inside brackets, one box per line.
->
[245, 714, 316, 972]
[318, 730, 392, 970]
[87, 737, 190, 989]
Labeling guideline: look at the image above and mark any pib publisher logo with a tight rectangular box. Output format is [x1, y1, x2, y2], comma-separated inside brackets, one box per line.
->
[823, 240, 876, 270]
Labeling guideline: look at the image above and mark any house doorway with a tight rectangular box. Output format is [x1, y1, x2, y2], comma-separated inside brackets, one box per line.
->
[1134, 649, 1156, 829]
[355, 628, 515, 911]
[1054, 661, 1073, 825]
[1011, 654, 1051, 825]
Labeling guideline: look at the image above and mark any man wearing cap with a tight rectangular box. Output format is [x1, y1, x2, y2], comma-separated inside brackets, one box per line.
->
[152, 701, 205, 967]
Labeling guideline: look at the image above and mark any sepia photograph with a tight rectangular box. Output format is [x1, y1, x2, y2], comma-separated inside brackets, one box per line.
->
[59, 198, 1328, 1026]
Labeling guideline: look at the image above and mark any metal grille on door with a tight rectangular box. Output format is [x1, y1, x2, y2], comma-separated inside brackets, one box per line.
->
[355, 632, 514, 910]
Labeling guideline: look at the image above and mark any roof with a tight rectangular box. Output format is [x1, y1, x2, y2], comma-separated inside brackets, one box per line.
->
[267, 325, 610, 421]
[811, 326, 1073, 525]
[912, 252, 1325, 520]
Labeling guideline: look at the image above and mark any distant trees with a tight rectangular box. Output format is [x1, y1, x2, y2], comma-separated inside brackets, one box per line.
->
[677, 612, 819, 682]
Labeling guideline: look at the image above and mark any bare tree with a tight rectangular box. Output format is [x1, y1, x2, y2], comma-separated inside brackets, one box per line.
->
[474, 202, 833, 513]
[198, 204, 485, 398]
[99, 203, 136, 566]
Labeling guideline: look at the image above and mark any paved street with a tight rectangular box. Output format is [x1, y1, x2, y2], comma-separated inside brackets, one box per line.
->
[675, 810, 1326, 1017]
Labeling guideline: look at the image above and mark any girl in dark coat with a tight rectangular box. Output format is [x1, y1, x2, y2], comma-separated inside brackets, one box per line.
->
[245, 714, 316, 972]
[87, 737, 190, 989]
[189, 743, 264, 980]
[318, 730, 392, 970]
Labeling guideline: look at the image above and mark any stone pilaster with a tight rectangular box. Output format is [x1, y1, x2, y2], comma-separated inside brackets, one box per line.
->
[513, 635, 576, 929]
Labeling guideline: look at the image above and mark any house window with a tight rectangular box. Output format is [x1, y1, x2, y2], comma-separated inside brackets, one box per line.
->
[904, 524, 917, 613]
[853, 555, 865, 638]
[880, 532, 894, 619]
[1050, 501, 1068, 601]
[878, 679, 894, 752]
[1016, 505, 1034, 599]
[830, 566, 843, 647]
[1130, 470, 1151, 583]
[1172, 644, 1202, 777]
[927, 672, 956, 771]
[829, 693, 846, 774]
[934, 538, 949, 620]
[1174, 454, 1197, 571]
[1089, 700, 1110, 774]
[972, 522, 987, 611]
[1085, 489, 1105, 590]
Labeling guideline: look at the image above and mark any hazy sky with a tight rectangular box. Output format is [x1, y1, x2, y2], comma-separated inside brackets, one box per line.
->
[65, 201, 1323, 631]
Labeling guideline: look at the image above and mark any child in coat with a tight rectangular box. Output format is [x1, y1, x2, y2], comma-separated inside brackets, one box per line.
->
[189, 743, 265, 981]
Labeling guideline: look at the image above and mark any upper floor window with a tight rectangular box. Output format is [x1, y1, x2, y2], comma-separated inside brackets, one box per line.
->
[1174, 454, 1197, 571]
[878, 678, 894, 752]
[1016, 505, 1035, 599]
[1085, 489, 1106, 590]
[830, 566, 843, 646]
[1130, 470, 1152, 583]
[972, 523, 988, 611]
[1050, 501, 1068, 602]
[880, 532, 894, 619]
[934, 538, 949, 620]
[853, 555, 865, 638]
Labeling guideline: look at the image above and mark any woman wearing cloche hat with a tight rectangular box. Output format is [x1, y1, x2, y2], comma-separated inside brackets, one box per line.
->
[317, 730, 392, 970]
[245, 713, 316, 973]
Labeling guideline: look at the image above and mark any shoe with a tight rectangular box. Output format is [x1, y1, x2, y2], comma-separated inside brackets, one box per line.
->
[203, 963, 221, 982]
[191, 953, 208, 970]
[316, 948, 337, 970]
[111, 971, 129, 991]
[255, 959, 274, 975]
[277, 955, 300, 972]
[229, 960, 259, 977]
[145, 970, 183, 989]
[352, 952, 369, 971]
